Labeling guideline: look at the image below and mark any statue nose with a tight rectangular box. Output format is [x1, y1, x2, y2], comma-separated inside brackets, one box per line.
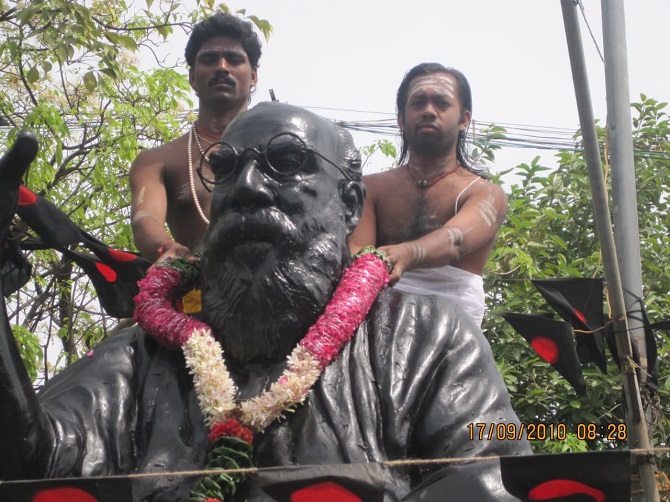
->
[238, 157, 264, 184]
[231, 158, 273, 207]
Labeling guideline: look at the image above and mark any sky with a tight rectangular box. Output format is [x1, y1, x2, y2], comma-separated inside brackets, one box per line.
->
[167, 0, 670, 177]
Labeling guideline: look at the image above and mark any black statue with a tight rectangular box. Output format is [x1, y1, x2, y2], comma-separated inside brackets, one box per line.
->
[0, 103, 530, 501]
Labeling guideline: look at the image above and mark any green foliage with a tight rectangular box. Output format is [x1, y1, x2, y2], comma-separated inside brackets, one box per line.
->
[471, 123, 506, 165]
[535, 433, 589, 454]
[10, 325, 43, 382]
[359, 138, 397, 170]
[485, 95, 670, 454]
[190, 436, 253, 501]
[0, 0, 270, 381]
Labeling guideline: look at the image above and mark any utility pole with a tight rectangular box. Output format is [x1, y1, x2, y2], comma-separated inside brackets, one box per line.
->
[601, 0, 648, 381]
[560, 1, 659, 500]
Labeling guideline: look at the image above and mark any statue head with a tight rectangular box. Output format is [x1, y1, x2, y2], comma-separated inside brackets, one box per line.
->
[200, 102, 364, 364]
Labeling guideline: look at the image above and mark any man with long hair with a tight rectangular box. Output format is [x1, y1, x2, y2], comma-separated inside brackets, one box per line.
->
[350, 63, 508, 326]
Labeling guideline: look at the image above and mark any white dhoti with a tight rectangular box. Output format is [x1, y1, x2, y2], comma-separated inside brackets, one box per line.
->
[393, 265, 486, 326]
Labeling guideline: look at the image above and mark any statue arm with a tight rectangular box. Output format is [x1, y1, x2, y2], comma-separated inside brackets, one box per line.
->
[371, 293, 528, 499]
[0, 301, 56, 479]
[0, 132, 56, 479]
[407, 300, 529, 499]
[348, 174, 378, 253]
[1, 134, 140, 480]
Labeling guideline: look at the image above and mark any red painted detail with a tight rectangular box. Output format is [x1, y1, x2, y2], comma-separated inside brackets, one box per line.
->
[573, 308, 587, 325]
[95, 262, 117, 283]
[291, 481, 362, 502]
[530, 336, 559, 365]
[33, 486, 99, 502]
[108, 248, 138, 262]
[18, 185, 38, 206]
[529, 479, 605, 502]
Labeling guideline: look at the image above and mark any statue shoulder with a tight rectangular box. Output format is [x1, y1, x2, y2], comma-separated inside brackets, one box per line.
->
[366, 288, 474, 355]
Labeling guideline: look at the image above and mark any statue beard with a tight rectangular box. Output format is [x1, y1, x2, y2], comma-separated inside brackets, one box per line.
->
[200, 227, 347, 366]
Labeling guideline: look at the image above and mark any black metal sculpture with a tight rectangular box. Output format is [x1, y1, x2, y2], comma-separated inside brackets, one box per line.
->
[0, 104, 531, 501]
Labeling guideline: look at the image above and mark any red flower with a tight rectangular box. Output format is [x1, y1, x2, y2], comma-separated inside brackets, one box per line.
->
[208, 418, 254, 444]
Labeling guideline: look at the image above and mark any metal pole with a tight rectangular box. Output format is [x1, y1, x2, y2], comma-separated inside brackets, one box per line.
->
[560, 2, 659, 501]
[601, 0, 648, 380]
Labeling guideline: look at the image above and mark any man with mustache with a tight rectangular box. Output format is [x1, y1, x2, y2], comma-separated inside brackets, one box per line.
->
[129, 12, 261, 262]
[350, 63, 508, 327]
[0, 104, 529, 501]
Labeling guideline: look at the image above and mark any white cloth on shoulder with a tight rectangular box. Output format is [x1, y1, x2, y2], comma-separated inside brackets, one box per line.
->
[393, 265, 486, 326]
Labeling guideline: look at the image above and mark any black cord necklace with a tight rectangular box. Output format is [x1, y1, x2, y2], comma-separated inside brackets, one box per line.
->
[406, 163, 459, 188]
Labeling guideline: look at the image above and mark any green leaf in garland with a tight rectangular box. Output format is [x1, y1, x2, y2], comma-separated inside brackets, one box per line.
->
[190, 436, 254, 502]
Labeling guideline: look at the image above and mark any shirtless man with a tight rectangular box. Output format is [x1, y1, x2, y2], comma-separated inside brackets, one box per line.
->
[350, 63, 508, 326]
[129, 13, 261, 262]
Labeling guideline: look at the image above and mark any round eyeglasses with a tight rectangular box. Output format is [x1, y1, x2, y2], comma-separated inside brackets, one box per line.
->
[196, 132, 353, 192]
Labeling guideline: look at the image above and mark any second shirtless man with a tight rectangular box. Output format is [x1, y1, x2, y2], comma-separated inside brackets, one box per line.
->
[350, 63, 508, 326]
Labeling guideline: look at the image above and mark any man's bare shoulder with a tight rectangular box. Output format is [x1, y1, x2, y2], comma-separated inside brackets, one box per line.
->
[451, 172, 509, 218]
[129, 133, 188, 176]
[363, 167, 405, 190]
[461, 173, 507, 200]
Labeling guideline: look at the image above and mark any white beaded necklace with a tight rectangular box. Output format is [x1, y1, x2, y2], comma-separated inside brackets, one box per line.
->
[187, 124, 210, 225]
[193, 126, 211, 162]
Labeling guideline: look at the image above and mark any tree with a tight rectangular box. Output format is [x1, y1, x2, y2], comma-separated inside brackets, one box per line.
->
[0, 0, 270, 382]
[484, 95, 670, 456]
[2, 0, 668, 471]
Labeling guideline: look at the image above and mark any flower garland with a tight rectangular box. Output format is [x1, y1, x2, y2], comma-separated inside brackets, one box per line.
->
[133, 248, 390, 501]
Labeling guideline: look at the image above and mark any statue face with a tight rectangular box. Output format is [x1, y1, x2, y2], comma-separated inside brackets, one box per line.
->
[199, 103, 362, 363]
[204, 102, 352, 268]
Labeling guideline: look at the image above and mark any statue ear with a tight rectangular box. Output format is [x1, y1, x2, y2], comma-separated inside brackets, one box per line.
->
[341, 180, 366, 233]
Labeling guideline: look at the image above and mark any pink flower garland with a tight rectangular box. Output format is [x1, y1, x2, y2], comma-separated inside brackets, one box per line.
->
[300, 252, 390, 367]
[134, 266, 209, 350]
[133, 250, 389, 501]
[134, 251, 389, 366]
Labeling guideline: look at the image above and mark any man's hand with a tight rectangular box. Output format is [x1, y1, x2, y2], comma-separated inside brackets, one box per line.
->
[155, 238, 195, 264]
[378, 242, 419, 285]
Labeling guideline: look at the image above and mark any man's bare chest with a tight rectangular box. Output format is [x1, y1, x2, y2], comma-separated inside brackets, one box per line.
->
[376, 187, 458, 244]
[164, 160, 211, 211]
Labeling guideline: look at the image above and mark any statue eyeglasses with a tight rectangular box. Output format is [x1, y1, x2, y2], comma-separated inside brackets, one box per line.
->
[196, 132, 353, 191]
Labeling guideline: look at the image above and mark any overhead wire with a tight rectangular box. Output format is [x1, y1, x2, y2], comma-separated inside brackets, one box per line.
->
[320, 112, 670, 160]
[576, 0, 605, 63]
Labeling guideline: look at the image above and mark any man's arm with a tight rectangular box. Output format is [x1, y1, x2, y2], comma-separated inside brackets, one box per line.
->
[381, 179, 507, 284]
[129, 150, 190, 262]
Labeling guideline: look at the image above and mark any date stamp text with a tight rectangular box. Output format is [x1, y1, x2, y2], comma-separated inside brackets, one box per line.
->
[467, 422, 627, 441]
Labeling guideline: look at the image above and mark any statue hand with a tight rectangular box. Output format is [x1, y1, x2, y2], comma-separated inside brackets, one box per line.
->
[0, 131, 39, 251]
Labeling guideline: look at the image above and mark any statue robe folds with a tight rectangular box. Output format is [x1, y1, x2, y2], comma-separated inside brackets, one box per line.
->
[0, 289, 530, 501]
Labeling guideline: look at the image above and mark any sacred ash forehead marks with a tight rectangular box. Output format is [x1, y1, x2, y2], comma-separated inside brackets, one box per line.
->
[407, 74, 457, 102]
